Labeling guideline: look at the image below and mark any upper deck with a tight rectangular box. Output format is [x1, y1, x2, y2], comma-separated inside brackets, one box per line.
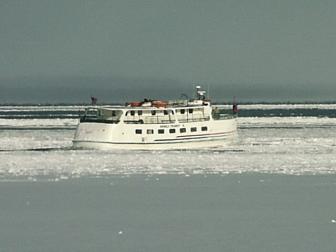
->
[80, 86, 237, 124]
[81, 103, 236, 125]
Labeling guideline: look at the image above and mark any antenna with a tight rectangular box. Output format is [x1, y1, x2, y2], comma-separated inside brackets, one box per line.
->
[192, 81, 199, 99]
[195, 85, 206, 100]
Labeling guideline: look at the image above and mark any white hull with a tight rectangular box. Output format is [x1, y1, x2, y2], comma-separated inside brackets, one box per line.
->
[73, 117, 237, 150]
[73, 132, 237, 150]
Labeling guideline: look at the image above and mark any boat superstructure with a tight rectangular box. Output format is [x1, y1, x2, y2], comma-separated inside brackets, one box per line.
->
[73, 86, 237, 150]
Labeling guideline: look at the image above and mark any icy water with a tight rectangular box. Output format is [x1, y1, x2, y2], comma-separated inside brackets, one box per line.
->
[1, 104, 336, 251]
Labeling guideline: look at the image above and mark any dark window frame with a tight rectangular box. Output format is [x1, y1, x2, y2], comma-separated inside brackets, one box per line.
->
[147, 129, 154, 134]
[180, 128, 186, 133]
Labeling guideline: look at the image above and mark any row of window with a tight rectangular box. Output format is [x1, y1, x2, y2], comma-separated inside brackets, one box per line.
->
[126, 110, 173, 116]
[126, 109, 195, 116]
[135, 126, 208, 135]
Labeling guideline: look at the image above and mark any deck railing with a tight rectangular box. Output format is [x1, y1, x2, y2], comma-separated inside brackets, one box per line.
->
[124, 116, 175, 124]
[177, 116, 211, 123]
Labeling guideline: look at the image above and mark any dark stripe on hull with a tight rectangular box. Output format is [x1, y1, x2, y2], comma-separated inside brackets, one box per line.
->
[73, 131, 236, 145]
[155, 131, 236, 142]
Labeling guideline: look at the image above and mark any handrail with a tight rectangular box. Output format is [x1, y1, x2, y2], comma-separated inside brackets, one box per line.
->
[177, 116, 210, 123]
[124, 115, 175, 124]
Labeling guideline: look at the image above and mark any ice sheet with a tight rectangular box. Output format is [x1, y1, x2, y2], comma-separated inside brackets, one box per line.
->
[0, 118, 78, 129]
[239, 117, 336, 128]
[1, 106, 336, 178]
[2, 117, 336, 129]
[0, 119, 335, 178]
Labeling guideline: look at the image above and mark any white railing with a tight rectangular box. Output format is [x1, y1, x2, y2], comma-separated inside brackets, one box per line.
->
[124, 116, 175, 124]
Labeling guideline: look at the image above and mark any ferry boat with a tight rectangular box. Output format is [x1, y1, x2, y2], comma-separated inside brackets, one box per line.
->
[73, 86, 237, 150]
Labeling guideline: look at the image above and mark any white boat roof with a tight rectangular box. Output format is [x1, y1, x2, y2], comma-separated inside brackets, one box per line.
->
[97, 104, 210, 111]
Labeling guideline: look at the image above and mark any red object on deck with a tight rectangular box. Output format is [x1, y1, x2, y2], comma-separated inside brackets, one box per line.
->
[152, 100, 168, 108]
[128, 101, 142, 107]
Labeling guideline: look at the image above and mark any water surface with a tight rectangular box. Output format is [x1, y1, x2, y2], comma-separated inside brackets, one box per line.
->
[0, 175, 335, 252]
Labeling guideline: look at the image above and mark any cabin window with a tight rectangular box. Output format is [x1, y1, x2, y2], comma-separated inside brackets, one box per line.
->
[135, 129, 142, 134]
[188, 109, 193, 114]
[158, 129, 165, 134]
[169, 129, 176, 134]
[138, 110, 142, 116]
[147, 129, 154, 134]
[191, 127, 197, 132]
[180, 128, 186, 133]
[164, 110, 169, 115]
[151, 110, 156, 115]
[201, 126, 208, 131]
[180, 109, 185, 114]
[130, 111, 135, 116]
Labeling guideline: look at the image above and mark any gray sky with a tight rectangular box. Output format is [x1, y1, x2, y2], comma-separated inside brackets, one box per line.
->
[1, 0, 336, 103]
